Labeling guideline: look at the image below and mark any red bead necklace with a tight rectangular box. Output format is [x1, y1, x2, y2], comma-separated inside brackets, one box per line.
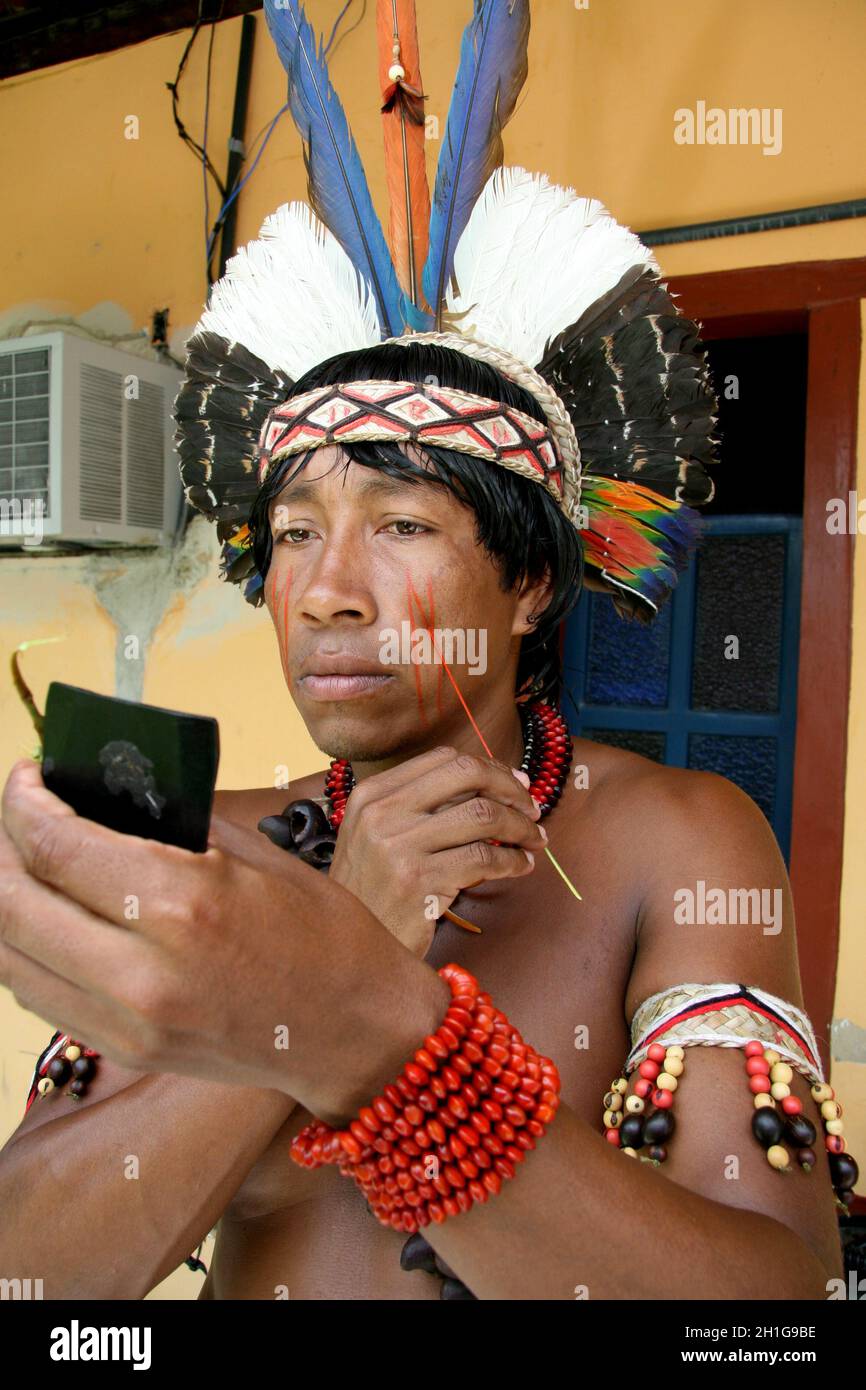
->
[324, 699, 573, 830]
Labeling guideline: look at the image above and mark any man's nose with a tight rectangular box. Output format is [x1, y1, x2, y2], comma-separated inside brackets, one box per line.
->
[297, 530, 378, 624]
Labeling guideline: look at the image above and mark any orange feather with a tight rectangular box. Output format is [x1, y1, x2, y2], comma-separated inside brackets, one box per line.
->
[376, 0, 431, 310]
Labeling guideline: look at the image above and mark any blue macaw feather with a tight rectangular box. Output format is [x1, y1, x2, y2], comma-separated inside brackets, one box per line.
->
[422, 0, 530, 325]
[263, 0, 405, 339]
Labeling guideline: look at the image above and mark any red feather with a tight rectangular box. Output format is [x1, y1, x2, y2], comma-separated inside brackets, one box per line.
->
[377, 0, 431, 310]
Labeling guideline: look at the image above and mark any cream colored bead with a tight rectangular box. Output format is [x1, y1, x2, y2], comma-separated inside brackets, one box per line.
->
[767, 1145, 790, 1170]
[821, 1100, 841, 1121]
[656, 1072, 678, 1092]
[811, 1083, 833, 1103]
[663, 1057, 684, 1077]
[770, 1082, 790, 1101]
[603, 1109, 622, 1129]
[603, 1091, 623, 1112]
[611, 1078, 628, 1095]
[825, 1119, 844, 1137]
[621, 1147, 638, 1157]
[770, 1063, 792, 1085]
[388, 62, 406, 81]
[64, 1044, 82, 1062]
[754, 1092, 776, 1109]
[37, 1077, 54, 1096]
[625, 1095, 645, 1114]
[763, 1049, 781, 1066]
[666, 1045, 685, 1059]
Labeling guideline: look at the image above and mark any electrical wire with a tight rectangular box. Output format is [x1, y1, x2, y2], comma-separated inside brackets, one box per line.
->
[205, 103, 291, 265]
[166, 4, 227, 202]
[204, 0, 363, 271]
[202, 11, 220, 281]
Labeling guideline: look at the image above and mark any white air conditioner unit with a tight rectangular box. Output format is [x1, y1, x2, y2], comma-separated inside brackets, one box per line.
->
[0, 331, 183, 548]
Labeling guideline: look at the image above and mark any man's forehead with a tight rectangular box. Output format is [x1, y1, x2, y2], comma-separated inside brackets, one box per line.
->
[270, 450, 444, 509]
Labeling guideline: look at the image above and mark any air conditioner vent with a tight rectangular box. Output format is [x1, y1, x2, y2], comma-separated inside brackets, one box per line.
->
[79, 363, 122, 522]
[0, 331, 181, 547]
[126, 380, 166, 528]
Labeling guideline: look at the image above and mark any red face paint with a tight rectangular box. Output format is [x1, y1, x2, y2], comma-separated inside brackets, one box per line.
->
[269, 570, 293, 686]
[407, 572, 493, 759]
[406, 572, 429, 727]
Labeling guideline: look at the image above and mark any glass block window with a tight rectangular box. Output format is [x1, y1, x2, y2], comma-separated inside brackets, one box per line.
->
[563, 515, 802, 862]
[0, 347, 51, 517]
[692, 534, 785, 711]
[589, 729, 667, 763]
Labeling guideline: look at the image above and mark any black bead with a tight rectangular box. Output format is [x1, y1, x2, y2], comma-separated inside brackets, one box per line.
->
[643, 1109, 675, 1144]
[620, 1114, 645, 1149]
[69, 1080, 87, 1096]
[829, 1151, 859, 1191]
[648, 1144, 667, 1163]
[783, 1114, 817, 1148]
[47, 1058, 70, 1085]
[440, 1277, 477, 1300]
[399, 1233, 439, 1274]
[752, 1107, 785, 1148]
[298, 833, 337, 870]
[257, 814, 296, 850]
[432, 1253, 461, 1281]
[71, 1056, 94, 1081]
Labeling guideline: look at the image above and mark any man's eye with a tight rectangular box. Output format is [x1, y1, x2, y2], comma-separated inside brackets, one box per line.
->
[276, 528, 312, 544]
[387, 520, 429, 536]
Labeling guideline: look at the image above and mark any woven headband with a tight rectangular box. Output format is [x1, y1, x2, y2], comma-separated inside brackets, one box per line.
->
[257, 378, 573, 516]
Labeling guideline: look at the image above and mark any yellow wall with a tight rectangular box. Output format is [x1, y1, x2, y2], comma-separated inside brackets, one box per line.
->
[1, 1, 864, 1298]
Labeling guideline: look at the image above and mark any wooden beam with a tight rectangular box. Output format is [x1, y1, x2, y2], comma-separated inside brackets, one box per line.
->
[0, 1, 262, 79]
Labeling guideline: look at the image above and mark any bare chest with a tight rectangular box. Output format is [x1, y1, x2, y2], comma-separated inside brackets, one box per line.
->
[221, 832, 636, 1229]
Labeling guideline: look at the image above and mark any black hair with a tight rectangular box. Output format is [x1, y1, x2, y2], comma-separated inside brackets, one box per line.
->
[247, 341, 584, 706]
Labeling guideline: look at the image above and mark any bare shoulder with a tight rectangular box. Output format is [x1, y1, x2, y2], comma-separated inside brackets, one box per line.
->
[562, 736, 800, 1012]
[572, 734, 779, 872]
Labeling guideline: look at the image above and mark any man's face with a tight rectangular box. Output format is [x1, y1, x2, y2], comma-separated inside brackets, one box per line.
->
[263, 444, 539, 762]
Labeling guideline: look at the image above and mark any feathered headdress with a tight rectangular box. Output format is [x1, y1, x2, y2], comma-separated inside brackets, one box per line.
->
[174, 0, 717, 620]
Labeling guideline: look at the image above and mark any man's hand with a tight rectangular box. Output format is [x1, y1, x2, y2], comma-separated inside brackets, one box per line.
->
[0, 759, 449, 1126]
[328, 745, 546, 954]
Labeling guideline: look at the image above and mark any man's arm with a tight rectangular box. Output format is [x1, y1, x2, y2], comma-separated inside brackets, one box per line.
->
[0, 1053, 296, 1300]
[351, 768, 844, 1299]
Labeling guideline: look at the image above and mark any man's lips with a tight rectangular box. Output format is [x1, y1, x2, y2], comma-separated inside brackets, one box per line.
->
[297, 672, 395, 701]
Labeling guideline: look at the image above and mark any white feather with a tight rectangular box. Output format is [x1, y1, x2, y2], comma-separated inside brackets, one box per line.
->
[197, 202, 382, 381]
[446, 167, 659, 366]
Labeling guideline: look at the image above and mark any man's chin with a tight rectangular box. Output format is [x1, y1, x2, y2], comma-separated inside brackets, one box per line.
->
[293, 692, 420, 764]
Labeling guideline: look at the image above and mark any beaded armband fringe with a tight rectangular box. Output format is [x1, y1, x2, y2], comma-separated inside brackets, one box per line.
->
[601, 980, 859, 1210]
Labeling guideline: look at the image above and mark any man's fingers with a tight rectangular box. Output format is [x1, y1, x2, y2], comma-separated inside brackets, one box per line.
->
[0, 933, 133, 1057]
[336, 744, 457, 810]
[413, 796, 546, 855]
[431, 841, 536, 895]
[2, 757, 206, 930]
[399, 752, 540, 821]
[0, 861, 146, 997]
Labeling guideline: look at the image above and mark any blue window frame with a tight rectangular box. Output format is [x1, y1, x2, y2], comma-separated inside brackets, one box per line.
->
[562, 514, 802, 863]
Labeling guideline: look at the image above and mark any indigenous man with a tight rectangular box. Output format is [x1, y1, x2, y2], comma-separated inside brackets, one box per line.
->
[0, 0, 853, 1300]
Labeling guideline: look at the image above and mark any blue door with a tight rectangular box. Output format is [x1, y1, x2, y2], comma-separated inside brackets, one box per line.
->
[562, 514, 802, 863]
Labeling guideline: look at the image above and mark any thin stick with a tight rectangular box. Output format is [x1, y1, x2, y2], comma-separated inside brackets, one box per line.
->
[405, 576, 583, 903]
[10, 638, 63, 745]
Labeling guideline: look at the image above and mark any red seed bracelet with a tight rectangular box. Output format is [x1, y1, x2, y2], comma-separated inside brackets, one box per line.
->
[290, 963, 561, 1233]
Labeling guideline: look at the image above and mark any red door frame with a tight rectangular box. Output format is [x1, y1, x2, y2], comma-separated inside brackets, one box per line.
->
[667, 257, 865, 1074]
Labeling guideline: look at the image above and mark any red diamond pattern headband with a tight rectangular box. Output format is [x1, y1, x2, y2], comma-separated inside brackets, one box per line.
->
[257, 379, 565, 510]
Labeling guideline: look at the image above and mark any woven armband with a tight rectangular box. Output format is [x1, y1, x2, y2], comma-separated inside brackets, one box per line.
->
[599, 982, 859, 1210]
